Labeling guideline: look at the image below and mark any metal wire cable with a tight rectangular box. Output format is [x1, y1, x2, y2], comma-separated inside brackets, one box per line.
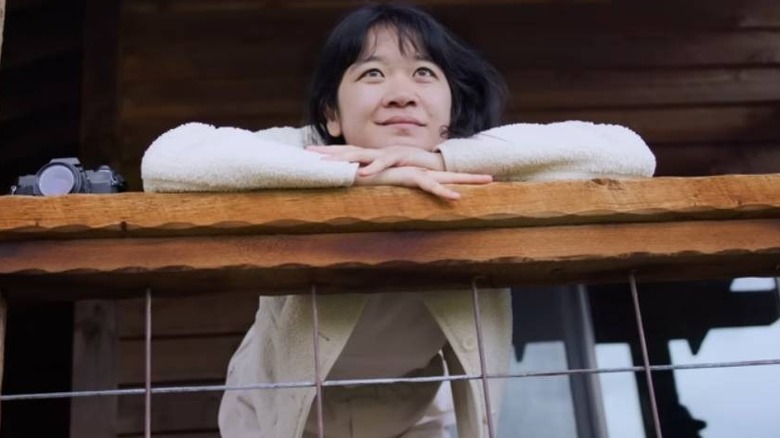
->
[4, 358, 779, 401]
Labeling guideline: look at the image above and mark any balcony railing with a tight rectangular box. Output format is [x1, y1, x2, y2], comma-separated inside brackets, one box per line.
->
[0, 173, 779, 437]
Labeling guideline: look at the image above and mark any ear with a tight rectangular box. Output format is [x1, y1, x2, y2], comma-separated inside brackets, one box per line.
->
[325, 107, 342, 138]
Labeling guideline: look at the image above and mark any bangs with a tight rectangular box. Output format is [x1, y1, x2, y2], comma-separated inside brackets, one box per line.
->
[355, 23, 432, 64]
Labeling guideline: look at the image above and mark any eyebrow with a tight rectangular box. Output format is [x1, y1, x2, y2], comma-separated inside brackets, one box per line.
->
[350, 53, 433, 72]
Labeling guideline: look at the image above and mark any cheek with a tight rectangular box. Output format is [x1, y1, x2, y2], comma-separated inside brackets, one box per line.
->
[436, 87, 453, 126]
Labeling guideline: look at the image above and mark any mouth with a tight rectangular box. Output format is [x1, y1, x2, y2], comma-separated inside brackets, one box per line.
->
[378, 116, 425, 126]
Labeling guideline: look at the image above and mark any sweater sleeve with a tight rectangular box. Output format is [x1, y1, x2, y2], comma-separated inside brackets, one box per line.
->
[436, 121, 656, 182]
[141, 122, 358, 192]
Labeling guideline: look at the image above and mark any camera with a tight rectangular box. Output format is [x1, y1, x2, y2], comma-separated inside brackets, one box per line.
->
[10, 158, 126, 196]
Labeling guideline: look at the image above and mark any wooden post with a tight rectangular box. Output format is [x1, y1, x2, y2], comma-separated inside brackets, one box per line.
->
[70, 301, 118, 438]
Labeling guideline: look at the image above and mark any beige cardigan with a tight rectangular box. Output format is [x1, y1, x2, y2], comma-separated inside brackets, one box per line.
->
[141, 121, 656, 437]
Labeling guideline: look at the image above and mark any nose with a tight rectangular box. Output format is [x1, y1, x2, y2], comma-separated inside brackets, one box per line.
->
[381, 75, 418, 108]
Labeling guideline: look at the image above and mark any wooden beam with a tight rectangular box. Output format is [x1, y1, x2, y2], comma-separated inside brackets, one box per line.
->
[0, 218, 778, 298]
[2, 175, 779, 240]
[1, 176, 778, 298]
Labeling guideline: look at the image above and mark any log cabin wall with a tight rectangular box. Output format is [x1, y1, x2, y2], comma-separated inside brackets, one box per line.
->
[117, 0, 780, 189]
[108, 0, 780, 437]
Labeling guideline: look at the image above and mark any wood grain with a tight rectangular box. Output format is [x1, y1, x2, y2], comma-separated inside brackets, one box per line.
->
[2, 176, 779, 240]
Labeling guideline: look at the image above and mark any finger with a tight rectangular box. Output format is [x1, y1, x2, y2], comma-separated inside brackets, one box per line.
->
[414, 174, 462, 200]
[358, 158, 395, 176]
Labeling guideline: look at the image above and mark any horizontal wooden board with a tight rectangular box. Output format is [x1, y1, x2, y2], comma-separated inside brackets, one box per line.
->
[507, 106, 780, 144]
[118, 292, 257, 338]
[653, 142, 780, 176]
[117, 391, 222, 434]
[3, 175, 780, 239]
[2, 218, 779, 298]
[120, 31, 780, 82]
[121, 0, 780, 32]
[120, 68, 780, 117]
[119, 335, 242, 384]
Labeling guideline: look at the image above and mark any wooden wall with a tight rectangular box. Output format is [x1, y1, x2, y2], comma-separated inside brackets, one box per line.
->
[93, 0, 780, 436]
[116, 0, 780, 189]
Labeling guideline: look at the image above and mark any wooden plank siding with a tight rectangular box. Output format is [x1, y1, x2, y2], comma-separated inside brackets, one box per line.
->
[104, 0, 780, 436]
[116, 0, 780, 187]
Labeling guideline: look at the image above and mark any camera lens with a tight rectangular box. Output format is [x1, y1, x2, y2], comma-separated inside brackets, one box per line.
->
[38, 165, 77, 195]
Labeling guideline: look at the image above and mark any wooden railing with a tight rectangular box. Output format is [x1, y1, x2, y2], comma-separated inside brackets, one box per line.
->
[0, 174, 779, 433]
[2, 174, 779, 298]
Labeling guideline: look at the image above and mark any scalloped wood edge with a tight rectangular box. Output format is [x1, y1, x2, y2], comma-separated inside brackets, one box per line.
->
[2, 219, 778, 298]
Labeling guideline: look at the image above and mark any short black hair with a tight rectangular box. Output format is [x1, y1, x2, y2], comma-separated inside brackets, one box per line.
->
[307, 3, 508, 144]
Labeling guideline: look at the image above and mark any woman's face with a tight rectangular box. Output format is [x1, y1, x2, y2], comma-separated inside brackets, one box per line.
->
[326, 26, 452, 151]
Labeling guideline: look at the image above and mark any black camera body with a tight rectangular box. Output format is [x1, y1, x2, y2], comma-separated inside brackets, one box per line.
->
[10, 158, 126, 196]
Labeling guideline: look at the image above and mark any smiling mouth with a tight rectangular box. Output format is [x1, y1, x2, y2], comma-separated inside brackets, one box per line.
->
[378, 117, 425, 126]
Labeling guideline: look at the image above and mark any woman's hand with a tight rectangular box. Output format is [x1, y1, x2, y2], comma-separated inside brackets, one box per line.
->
[354, 166, 491, 200]
[306, 145, 445, 176]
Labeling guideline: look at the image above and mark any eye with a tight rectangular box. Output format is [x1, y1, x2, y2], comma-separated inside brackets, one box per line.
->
[358, 68, 384, 80]
[414, 67, 438, 78]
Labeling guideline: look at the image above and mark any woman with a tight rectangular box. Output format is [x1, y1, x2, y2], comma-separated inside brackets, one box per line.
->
[142, 4, 655, 438]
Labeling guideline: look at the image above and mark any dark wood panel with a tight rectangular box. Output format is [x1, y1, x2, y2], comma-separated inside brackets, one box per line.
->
[653, 142, 780, 176]
[119, 335, 241, 384]
[479, 31, 780, 70]
[117, 391, 222, 435]
[503, 68, 780, 109]
[507, 105, 780, 144]
[118, 292, 256, 339]
[120, 31, 780, 82]
[122, 0, 780, 31]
